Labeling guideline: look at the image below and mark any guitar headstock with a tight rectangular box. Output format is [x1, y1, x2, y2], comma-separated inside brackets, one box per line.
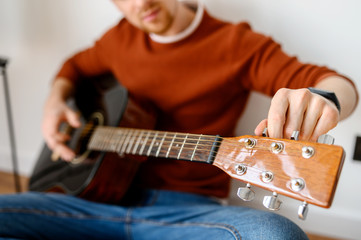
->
[213, 134, 345, 219]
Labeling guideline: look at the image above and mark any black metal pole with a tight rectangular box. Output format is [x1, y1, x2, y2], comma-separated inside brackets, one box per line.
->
[0, 57, 21, 193]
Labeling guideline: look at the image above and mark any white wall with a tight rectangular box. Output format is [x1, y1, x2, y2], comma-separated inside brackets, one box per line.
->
[0, 0, 360, 239]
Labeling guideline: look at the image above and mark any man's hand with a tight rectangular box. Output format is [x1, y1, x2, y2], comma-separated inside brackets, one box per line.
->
[254, 76, 358, 141]
[254, 88, 339, 141]
[42, 78, 80, 161]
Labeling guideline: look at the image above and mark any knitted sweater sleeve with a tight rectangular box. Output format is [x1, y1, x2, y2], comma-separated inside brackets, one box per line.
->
[55, 22, 123, 85]
[234, 23, 351, 96]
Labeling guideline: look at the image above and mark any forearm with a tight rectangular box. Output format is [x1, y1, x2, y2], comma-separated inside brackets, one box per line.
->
[315, 76, 358, 120]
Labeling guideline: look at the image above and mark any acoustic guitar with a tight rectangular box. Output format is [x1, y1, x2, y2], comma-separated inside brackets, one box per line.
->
[29, 74, 345, 220]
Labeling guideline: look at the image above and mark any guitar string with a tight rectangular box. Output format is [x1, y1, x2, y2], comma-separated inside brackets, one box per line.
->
[88, 126, 243, 147]
[88, 127, 302, 151]
[73, 125, 304, 168]
[74, 126, 305, 160]
[88, 133, 300, 160]
[78, 125, 302, 152]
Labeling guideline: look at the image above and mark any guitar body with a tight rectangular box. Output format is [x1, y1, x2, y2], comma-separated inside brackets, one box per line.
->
[29, 74, 156, 203]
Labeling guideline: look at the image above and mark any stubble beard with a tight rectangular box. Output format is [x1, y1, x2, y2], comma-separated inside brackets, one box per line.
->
[138, 3, 175, 35]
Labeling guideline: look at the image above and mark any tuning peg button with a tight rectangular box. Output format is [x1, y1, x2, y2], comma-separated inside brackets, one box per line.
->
[262, 128, 268, 137]
[263, 192, 282, 211]
[298, 201, 309, 220]
[317, 134, 335, 145]
[237, 183, 255, 201]
[291, 131, 300, 140]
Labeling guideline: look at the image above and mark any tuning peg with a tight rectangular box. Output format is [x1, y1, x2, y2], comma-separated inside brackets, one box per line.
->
[298, 201, 309, 220]
[291, 131, 300, 140]
[317, 134, 335, 145]
[263, 192, 282, 211]
[262, 128, 268, 137]
[237, 183, 255, 201]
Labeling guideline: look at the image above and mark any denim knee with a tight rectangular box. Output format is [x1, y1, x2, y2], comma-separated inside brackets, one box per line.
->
[224, 207, 309, 240]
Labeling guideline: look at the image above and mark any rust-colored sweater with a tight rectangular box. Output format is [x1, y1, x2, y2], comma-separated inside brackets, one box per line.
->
[57, 11, 344, 198]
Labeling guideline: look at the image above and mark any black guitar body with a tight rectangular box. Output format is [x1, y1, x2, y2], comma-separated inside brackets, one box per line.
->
[28, 74, 138, 203]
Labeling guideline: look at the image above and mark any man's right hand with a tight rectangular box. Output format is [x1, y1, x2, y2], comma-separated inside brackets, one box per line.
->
[42, 78, 81, 161]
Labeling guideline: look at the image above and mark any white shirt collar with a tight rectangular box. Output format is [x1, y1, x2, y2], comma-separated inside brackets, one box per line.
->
[149, 2, 204, 44]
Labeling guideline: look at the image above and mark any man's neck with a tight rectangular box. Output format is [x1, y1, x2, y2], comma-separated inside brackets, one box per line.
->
[162, 2, 196, 36]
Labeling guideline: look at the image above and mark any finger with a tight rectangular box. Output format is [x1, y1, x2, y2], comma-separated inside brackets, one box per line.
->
[299, 95, 339, 141]
[42, 122, 64, 150]
[282, 90, 309, 139]
[65, 109, 81, 128]
[254, 119, 268, 136]
[52, 143, 76, 162]
[299, 105, 322, 141]
[53, 132, 71, 142]
[267, 89, 289, 139]
[309, 106, 339, 142]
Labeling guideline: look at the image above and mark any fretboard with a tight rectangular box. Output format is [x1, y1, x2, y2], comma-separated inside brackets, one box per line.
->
[88, 126, 222, 164]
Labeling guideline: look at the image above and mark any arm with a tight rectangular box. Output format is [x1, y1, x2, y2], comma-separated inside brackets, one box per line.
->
[42, 77, 81, 161]
[254, 76, 358, 141]
[41, 23, 119, 160]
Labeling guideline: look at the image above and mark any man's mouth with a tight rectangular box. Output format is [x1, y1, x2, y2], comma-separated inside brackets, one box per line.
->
[142, 7, 160, 22]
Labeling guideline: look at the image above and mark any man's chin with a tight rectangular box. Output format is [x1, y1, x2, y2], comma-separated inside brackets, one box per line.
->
[142, 24, 170, 35]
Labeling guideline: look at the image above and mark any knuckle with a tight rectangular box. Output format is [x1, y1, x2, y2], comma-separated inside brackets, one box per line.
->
[298, 88, 312, 100]
[269, 113, 286, 125]
[274, 88, 289, 98]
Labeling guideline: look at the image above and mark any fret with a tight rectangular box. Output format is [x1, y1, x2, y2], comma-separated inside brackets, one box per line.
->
[100, 127, 112, 151]
[108, 128, 121, 151]
[147, 132, 158, 156]
[132, 130, 144, 155]
[177, 133, 189, 159]
[99, 128, 109, 150]
[126, 130, 138, 154]
[166, 133, 177, 158]
[116, 129, 128, 153]
[191, 134, 202, 161]
[139, 131, 151, 155]
[177, 134, 218, 162]
[88, 127, 101, 150]
[177, 134, 206, 161]
[120, 129, 133, 154]
[155, 132, 167, 157]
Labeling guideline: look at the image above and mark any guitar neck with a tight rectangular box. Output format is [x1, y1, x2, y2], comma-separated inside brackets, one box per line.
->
[88, 126, 345, 209]
[88, 126, 222, 164]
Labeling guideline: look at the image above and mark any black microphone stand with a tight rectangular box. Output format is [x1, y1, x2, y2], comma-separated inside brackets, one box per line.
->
[0, 57, 21, 193]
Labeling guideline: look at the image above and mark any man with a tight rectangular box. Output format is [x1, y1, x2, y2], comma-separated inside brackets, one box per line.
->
[0, 0, 358, 239]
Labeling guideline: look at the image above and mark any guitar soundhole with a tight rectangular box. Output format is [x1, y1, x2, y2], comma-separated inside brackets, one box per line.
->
[71, 112, 104, 164]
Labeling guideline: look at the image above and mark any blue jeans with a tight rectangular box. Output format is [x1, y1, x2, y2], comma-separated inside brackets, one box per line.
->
[0, 190, 308, 240]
